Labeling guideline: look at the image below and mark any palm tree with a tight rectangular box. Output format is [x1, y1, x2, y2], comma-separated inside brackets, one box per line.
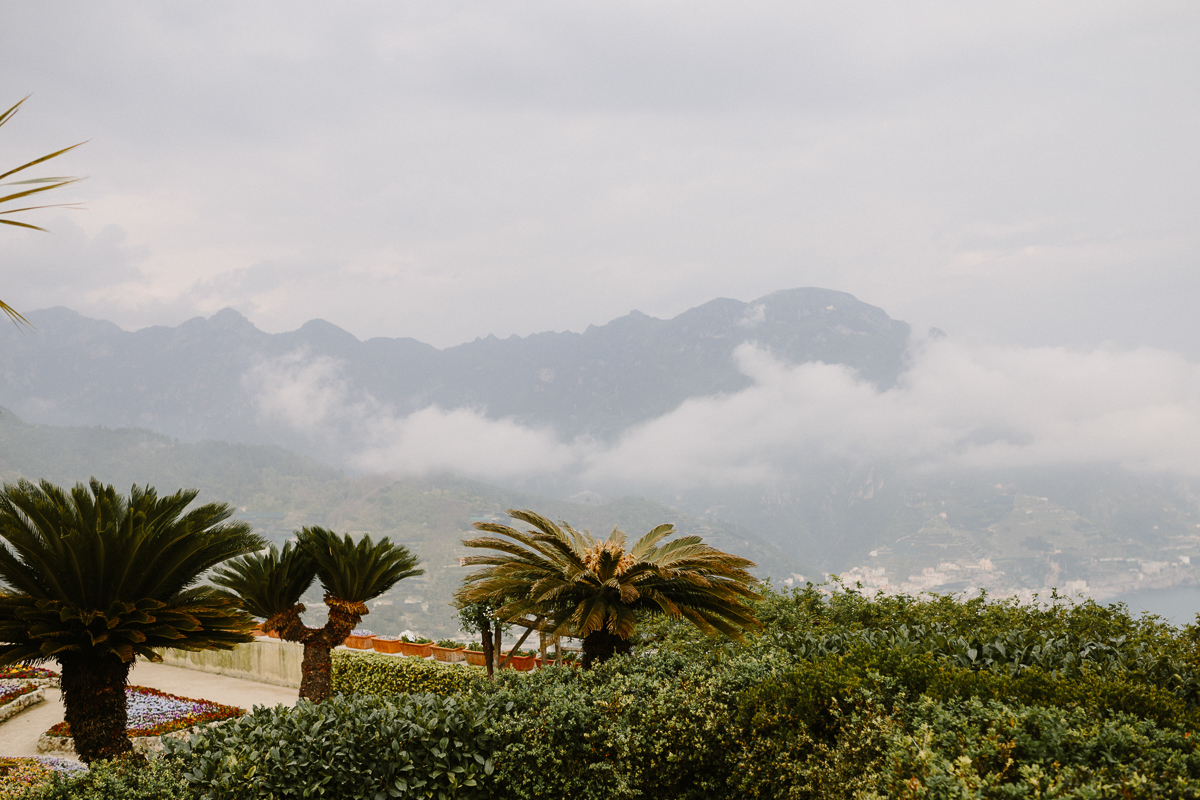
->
[1, 95, 85, 326]
[0, 479, 263, 762]
[214, 527, 423, 701]
[456, 510, 763, 668]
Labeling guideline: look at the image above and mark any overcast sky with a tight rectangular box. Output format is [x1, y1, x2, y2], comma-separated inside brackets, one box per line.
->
[3, 2, 1198, 352]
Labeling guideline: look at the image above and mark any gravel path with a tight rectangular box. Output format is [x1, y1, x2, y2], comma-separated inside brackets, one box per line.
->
[0, 662, 299, 761]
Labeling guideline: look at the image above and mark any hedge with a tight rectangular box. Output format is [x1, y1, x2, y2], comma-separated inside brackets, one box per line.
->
[168, 693, 497, 800]
[331, 649, 484, 697]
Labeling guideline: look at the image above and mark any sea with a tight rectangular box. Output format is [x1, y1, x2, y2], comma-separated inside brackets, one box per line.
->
[1107, 585, 1200, 627]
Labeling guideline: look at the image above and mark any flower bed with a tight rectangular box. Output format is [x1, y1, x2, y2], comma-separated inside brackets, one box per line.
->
[45, 685, 244, 739]
[0, 756, 85, 798]
[0, 682, 37, 706]
[0, 681, 44, 724]
[0, 666, 57, 682]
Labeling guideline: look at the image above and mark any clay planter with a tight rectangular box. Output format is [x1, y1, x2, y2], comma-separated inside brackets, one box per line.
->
[504, 653, 536, 672]
[398, 641, 433, 658]
[343, 634, 374, 650]
[372, 638, 404, 655]
[464, 650, 487, 667]
[430, 645, 466, 663]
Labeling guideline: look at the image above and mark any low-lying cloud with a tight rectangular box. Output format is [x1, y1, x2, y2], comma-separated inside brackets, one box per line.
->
[246, 338, 1200, 492]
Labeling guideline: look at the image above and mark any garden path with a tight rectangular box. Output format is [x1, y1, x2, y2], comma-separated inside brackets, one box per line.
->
[0, 662, 298, 761]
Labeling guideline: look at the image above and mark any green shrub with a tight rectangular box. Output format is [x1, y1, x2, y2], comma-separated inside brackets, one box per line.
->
[24, 755, 190, 800]
[862, 697, 1200, 799]
[168, 693, 497, 800]
[331, 649, 483, 696]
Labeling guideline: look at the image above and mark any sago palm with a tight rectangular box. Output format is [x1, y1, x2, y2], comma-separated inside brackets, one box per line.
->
[0, 479, 263, 762]
[456, 510, 763, 667]
[214, 527, 422, 701]
[1, 96, 84, 326]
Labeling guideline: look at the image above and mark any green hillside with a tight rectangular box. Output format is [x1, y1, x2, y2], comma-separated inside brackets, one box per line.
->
[0, 408, 800, 638]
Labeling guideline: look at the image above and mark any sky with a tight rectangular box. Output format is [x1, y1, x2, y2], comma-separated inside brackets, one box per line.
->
[3, 1, 1198, 353]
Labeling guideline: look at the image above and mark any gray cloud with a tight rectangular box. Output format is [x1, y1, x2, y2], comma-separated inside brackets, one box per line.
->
[1, 2, 1196, 354]
[247, 340, 1200, 492]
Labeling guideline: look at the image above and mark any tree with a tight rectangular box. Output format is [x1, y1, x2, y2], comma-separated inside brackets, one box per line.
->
[456, 510, 763, 668]
[0, 479, 263, 762]
[1, 96, 85, 326]
[214, 527, 423, 701]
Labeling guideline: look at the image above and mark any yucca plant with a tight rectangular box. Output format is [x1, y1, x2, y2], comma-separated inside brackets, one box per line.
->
[213, 527, 423, 701]
[456, 510, 763, 667]
[1, 95, 84, 326]
[0, 479, 263, 762]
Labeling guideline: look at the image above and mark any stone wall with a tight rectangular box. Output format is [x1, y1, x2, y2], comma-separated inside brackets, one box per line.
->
[160, 638, 303, 687]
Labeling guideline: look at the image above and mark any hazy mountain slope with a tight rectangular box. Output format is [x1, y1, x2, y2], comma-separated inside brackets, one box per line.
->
[0, 409, 801, 637]
[0, 288, 909, 446]
[676, 463, 1200, 602]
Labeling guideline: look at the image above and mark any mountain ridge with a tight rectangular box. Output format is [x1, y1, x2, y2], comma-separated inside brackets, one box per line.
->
[0, 288, 911, 450]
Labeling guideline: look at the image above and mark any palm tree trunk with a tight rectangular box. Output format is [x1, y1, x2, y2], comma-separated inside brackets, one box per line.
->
[297, 595, 364, 702]
[58, 653, 133, 763]
[482, 621, 494, 681]
[299, 637, 335, 701]
[580, 630, 632, 669]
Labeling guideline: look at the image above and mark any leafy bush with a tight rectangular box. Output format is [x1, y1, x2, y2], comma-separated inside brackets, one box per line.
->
[473, 585, 1200, 799]
[23, 755, 188, 800]
[168, 693, 497, 800]
[331, 649, 483, 696]
[862, 697, 1200, 799]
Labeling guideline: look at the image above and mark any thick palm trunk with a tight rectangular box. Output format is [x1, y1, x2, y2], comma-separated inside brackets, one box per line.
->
[297, 595, 365, 702]
[58, 653, 133, 763]
[581, 630, 632, 669]
[299, 638, 335, 701]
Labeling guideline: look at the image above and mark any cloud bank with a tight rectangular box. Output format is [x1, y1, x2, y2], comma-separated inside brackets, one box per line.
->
[246, 339, 1200, 492]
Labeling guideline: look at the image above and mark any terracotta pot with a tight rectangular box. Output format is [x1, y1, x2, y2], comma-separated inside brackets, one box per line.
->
[464, 650, 487, 667]
[372, 638, 404, 655]
[343, 634, 374, 650]
[398, 641, 433, 658]
[505, 653, 536, 672]
[430, 645, 466, 663]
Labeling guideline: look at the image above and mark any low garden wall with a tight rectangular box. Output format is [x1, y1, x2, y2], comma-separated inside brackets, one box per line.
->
[160, 638, 303, 688]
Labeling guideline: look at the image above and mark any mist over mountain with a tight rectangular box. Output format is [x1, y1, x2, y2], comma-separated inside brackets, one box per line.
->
[0, 287, 908, 450]
[5, 286, 1200, 609]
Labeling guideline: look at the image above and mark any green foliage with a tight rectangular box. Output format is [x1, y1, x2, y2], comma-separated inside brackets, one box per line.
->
[475, 585, 1200, 799]
[24, 756, 189, 800]
[331, 650, 483, 697]
[212, 542, 316, 621]
[297, 526, 422, 604]
[862, 698, 1200, 799]
[0, 478, 263, 664]
[458, 509, 761, 666]
[167, 693, 497, 800]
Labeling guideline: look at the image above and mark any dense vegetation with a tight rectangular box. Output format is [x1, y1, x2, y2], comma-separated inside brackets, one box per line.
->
[25, 585, 1200, 798]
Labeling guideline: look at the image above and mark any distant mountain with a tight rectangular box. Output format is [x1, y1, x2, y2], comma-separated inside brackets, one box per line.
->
[0, 288, 909, 448]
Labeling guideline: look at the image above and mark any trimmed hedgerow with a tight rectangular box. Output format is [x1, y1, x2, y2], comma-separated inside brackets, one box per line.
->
[168, 693, 497, 800]
[331, 649, 484, 697]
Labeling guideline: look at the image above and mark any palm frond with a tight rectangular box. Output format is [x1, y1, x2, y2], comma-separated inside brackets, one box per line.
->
[212, 541, 318, 620]
[0, 479, 266, 664]
[297, 526, 423, 604]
